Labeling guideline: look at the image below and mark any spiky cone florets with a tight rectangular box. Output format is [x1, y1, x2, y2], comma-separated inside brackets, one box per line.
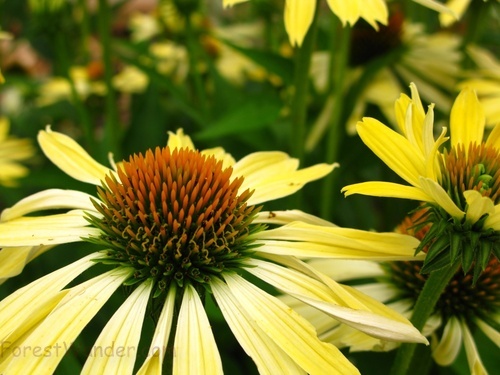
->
[86, 146, 263, 297]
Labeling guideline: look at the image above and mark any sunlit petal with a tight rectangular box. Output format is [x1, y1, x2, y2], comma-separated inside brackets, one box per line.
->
[284, 0, 316, 47]
[38, 126, 111, 185]
[1, 189, 96, 221]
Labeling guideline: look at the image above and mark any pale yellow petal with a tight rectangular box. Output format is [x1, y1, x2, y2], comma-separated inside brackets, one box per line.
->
[201, 146, 235, 169]
[167, 128, 195, 150]
[1, 267, 132, 374]
[136, 285, 177, 375]
[255, 221, 421, 259]
[450, 88, 485, 150]
[0, 253, 103, 347]
[1, 189, 96, 221]
[432, 317, 462, 366]
[0, 210, 100, 246]
[247, 257, 427, 344]
[38, 126, 111, 185]
[82, 280, 152, 375]
[0, 245, 53, 282]
[223, 272, 359, 374]
[211, 278, 305, 374]
[284, 0, 316, 47]
[342, 181, 434, 201]
[173, 284, 223, 375]
[254, 210, 336, 227]
[234, 151, 335, 205]
[461, 320, 487, 375]
[356, 118, 425, 186]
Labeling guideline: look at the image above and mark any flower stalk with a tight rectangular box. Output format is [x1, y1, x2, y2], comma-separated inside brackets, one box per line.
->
[390, 260, 461, 375]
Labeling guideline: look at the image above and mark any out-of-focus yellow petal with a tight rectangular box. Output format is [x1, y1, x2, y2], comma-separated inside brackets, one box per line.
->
[284, 0, 316, 47]
[166, 128, 195, 150]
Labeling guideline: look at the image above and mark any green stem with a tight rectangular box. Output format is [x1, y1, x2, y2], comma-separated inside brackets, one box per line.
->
[184, 12, 209, 121]
[289, 6, 318, 161]
[319, 19, 351, 221]
[98, 0, 120, 159]
[462, 0, 491, 46]
[389, 261, 460, 375]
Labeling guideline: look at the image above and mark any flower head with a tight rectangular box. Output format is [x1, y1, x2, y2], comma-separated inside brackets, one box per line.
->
[0, 128, 427, 373]
[343, 84, 500, 281]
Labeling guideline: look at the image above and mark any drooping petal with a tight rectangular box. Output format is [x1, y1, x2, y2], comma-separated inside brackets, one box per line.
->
[0, 210, 101, 246]
[137, 285, 177, 375]
[173, 284, 223, 375]
[245, 258, 427, 344]
[222, 272, 359, 374]
[342, 181, 434, 201]
[253, 221, 422, 260]
[432, 317, 462, 366]
[356, 118, 426, 187]
[167, 129, 195, 150]
[461, 320, 488, 375]
[284, 0, 316, 47]
[0, 245, 53, 282]
[38, 127, 111, 185]
[211, 277, 306, 375]
[484, 204, 500, 231]
[419, 177, 464, 218]
[449, 88, 485, 151]
[0, 253, 103, 346]
[1, 189, 96, 221]
[82, 280, 153, 375]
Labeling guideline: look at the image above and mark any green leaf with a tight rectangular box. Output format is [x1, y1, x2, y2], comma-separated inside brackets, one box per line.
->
[195, 99, 281, 140]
